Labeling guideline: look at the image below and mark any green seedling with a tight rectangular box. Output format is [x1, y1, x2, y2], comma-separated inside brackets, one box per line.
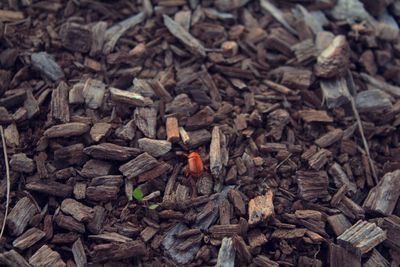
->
[132, 187, 159, 210]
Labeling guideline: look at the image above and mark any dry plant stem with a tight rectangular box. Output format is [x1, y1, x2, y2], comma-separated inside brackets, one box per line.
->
[0, 125, 10, 239]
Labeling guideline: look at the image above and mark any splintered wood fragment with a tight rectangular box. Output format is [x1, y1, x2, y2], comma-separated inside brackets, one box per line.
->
[87, 206, 106, 234]
[0, 107, 13, 124]
[329, 163, 357, 193]
[29, 245, 66, 267]
[186, 107, 215, 130]
[80, 159, 111, 178]
[267, 109, 290, 141]
[119, 153, 159, 179]
[54, 213, 85, 233]
[149, 80, 173, 102]
[138, 138, 172, 157]
[0, 10, 24, 21]
[253, 255, 279, 267]
[90, 122, 111, 142]
[327, 214, 352, 236]
[84, 143, 140, 161]
[355, 89, 392, 113]
[92, 241, 147, 262]
[12, 227, 45, 250]
[330, 184, 348, 207]
[0, 250, 31, 267]
[89, 232, 132, 243]
[363, 170, 400, 215]
[364, 249, 390, 267]
[298, 109, 333, 122]
[296, 171, 329, 201]
[233, 235, 252, 263]
[138, 162, 172, 183]
[213, 65, 254, 80]
[337, 220, 386, 255]
[308, 149, 332, 170]
[69, 82, 84, 104]
[72, 238, 87, 267]
[90, 21, 107, 57]
[338, 197, 365, 220]
[35, 152, 48, 178]
[44, 122, 90, 138]
[74, 183, 86, 200]
[60, 23, 91, 53]
[61, 198, 94, 222]
[134, 107, 157, 138]
[315, 129, 343, 148]
[10, 153, 35, 173]
[209, 224, 241, 239]
[7, 197, 38, 236]
[31, 52, 64, 82]
[228, 189, 246, 216]
[54, 144, 85, 165]
[292, 39, 317, 64]
[216, 237, 235, 267]
[110, 87, 152, 107]
[103, 12, 146, 54]
[210, 126, 222, 178]
[320, 78, 351, 108]
[166, 94, 198, 117]
[83, 78, 106, 109]
[166, 117, 180, 143]
[51, 81, 70, 123]
[115, 120, 136, 141]
[315, 35, 350, 78]
[86, 175, 122, 202]
[140, 226, 158, 243]
[179, 127, 190, 145]
[163, 14, 206, 57]
[374, 216, 400, 251]
[259, 0, 296, 35]
[271, 228, 307, 239]
[52, 233, 79, 244]
[26, 181, 73, 198]
[329, 243, 361, 267]
[264, 80, 296, 95]
[360, 73, 400, 98]
[187, 129, 211, 149]
[248, 190, 274, 225]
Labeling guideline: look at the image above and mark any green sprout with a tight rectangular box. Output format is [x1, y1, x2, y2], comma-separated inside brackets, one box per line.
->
[132, 187, 159, 210]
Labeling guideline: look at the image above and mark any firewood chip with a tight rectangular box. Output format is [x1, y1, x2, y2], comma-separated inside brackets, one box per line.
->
[248, 190, 274, 225]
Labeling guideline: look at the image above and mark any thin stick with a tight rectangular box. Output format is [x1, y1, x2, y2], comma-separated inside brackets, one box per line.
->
[0, 125, 10, 239]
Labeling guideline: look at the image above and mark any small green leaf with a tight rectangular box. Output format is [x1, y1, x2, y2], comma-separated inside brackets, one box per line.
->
[132, 187, 144, 201]
[148, 203, 159, 210]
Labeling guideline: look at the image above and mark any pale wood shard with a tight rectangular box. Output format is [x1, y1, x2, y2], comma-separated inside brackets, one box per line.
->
[296, 171, 329, 201]
[163, 14, 206, 57]
[92, 241, 147, 262]
[29, 245, 66, 267]
[10, 153, 35, 173]
[90, 122, 112, 142]
[360, 73, 400, 98]
[90, 21, 107, 57]
[253, 255, 279, 267]
[166, 117, 180, 143]
[138, 138, 172, 157]
[72, 238, 87, 267]
[82, 78, 106, 109]
[7, 197, 38, 236]
[267, 109, 290, 141]
[299, 109, 333, 123]
[61, 198, 94, 222]
[0, 250, 31, 267]
[0, 107, 13, 124]
[329, 243, 361, 267]
[355, 89, 393, 113]
[210, 126, 222, 178]
[54, 213, 85, 233]
[134, 107, 157, 138]
[26, 181, 73, 198]
[74, 182, 86, 200]
[83, 143, 140, 161]
[140, 226, 158, 243]
[337, 220, 386, 255]
[264, 80, 296, 95]
[110, 87, 152, 107]
[364, 249, 390, 267]
[320, 78, 351, 108]
[248, 190, 274, 225]
[259, 0, 296, 35]
[115, 119, 136, 141]
[89, 232, 132, 243]
[315, 35, 350, 78]
[216, 237, 235, 267]
[327, 214, 352, 236]
[69, 82, 84, 104]
[315, 129, 343, 148]
[363, 170, 400, 215]
[119, 152, 159, 179]
[12, 227, 45, 250]
[50, 81, 70, 123]
[44, 122, 90, 138]
[329, 162, 357, 193]
[31, 52, 65, 82]
[0, 10, 24, 21]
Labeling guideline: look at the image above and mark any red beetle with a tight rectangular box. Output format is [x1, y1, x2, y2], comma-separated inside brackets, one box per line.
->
[186, 151, 204, 177]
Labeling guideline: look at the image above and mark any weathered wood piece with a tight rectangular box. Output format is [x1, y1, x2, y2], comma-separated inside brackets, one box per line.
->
[72, 238, 87, 267]
[4, 123, 19, 147]
[248, 190, 274, 225]
[86, 175, 123, 202]
[337, 220, 386, 255]
[134, 107, 157, 138]
[259, 0, 296, 35]
[216, 237, 235, 267]
[110, 87, 152, 107]
[320, 78, 351, 108]
[83, 78, 106, 109]
[90, 21, 107, 56]
[186, 107, 214, 130]
[329, 243, 361, 267]
[44, 122, 90, 138]
[119, 153, 159, 179]
[54, 213, 85, 233]
[364, 249, 390, 267]
[29, 245, 66, 267]
[209, 126, 222, 178]
[7, 197, 38, 236]
[0, 250, 31, 267]
[138, 138, 171, 157]
[363, 170, 400, 215]
[115, 120, 136, 141]
[31, 52, 64, 82]
[327, 214, 351, 236]
[90, 122, 111, 142]
[92, 241, 147, 262]
[51, 81, 70, 123]
[54, 143, 86, 165]
[84, 143, 140, 161]
[12, 227, 45, 250]
[315, 129, 343, 148]
[61, 198, 94, 222]
[163, 15, 206, 57]
[87, 206, 106, 234]
[166, 117, 180, 143]
[328, 163, 357, 193]
[296, 171, 329, 201]
[253, 255, 279, 267]
[89, 232, 132, 243]
[26, 181, 73, 198]
[60, 22, 92, 53]
[360, 73, 400, 98]
[355, 89, 392, 113]
[298, 109, 333, 122]
[10, 153, 35, 173]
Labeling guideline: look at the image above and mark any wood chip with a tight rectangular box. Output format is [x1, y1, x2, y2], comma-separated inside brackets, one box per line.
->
[248, 190, 274, 225]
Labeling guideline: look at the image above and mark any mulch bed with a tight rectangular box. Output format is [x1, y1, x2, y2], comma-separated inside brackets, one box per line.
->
[0, 0, 400, 266]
